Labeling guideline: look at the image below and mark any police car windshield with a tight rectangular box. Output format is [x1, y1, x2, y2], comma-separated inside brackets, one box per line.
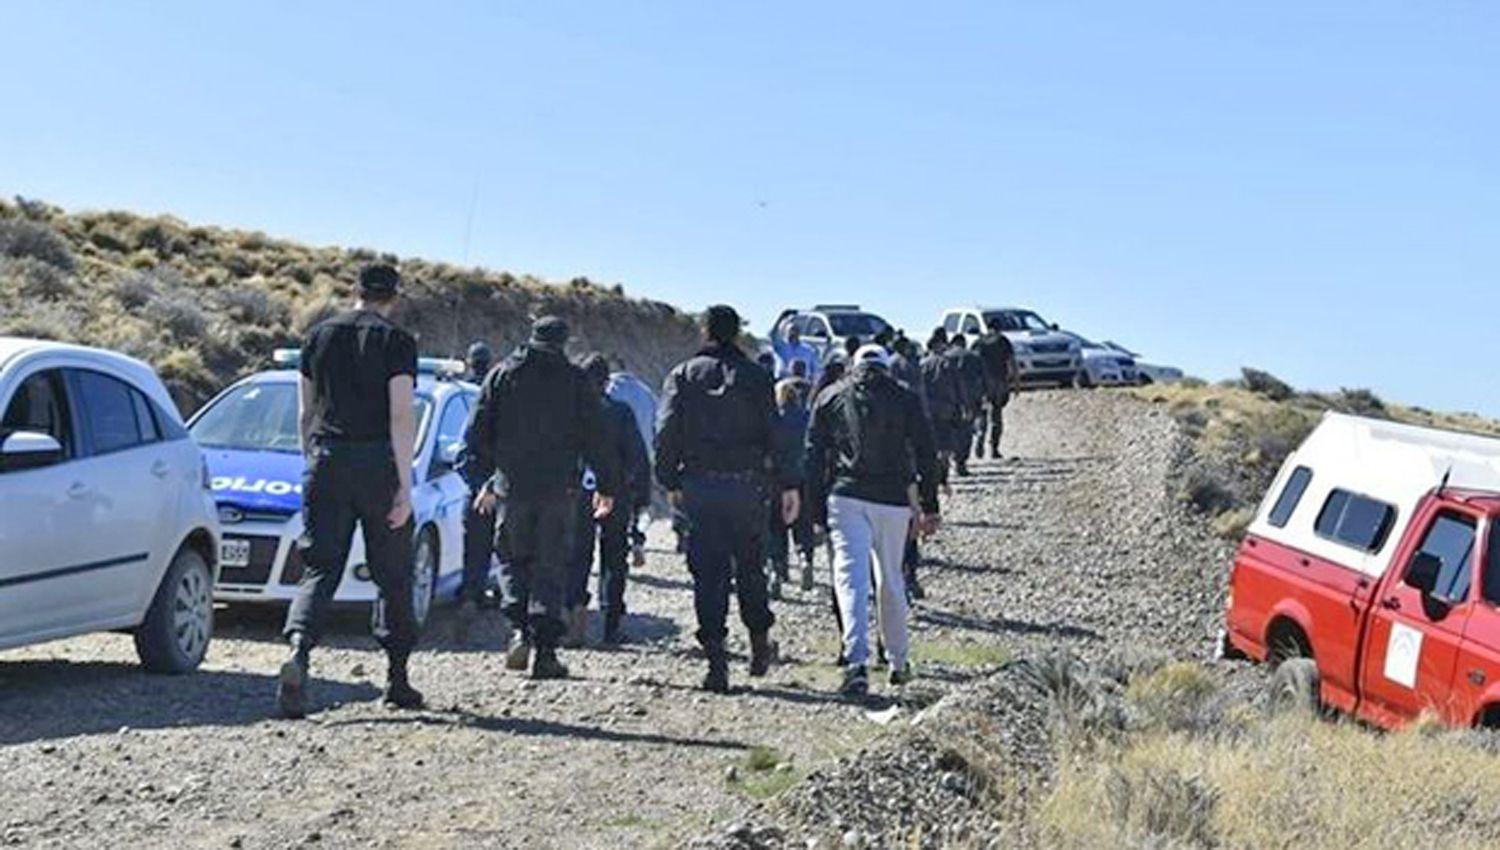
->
[827, 313, 890, 339]
[190, 382, 432, 453]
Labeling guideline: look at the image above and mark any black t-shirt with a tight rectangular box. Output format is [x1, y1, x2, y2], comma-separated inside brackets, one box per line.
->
[300, 310, 418, 444]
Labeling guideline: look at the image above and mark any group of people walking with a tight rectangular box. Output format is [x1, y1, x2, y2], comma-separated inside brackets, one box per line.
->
[274, 264, 1016, 718]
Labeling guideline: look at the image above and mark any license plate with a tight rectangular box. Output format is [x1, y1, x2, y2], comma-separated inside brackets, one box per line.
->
[220, 539, 252, 568]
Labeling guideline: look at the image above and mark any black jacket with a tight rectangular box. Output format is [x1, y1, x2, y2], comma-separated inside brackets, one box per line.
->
[921, 350, 966, 423]
[655, 343, 796, 491]
[466, 342, 618, 499]
[603, 396, 652, 509]
[950, 348, 987, 413]
[806, 365, 940, 517]
[974, 332, 1015, 397]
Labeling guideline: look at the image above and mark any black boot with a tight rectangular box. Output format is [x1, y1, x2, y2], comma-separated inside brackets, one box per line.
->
[703, 645, 730, 693]
[749, 631, 777, 677]
[601, 610, 623, 646]
[382, 652, 424, 710]
[530, 646, 570, 680]
[277, 632, 311, 720]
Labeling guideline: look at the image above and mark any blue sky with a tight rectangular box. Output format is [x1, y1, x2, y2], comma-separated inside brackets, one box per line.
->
[2, 2, 1496, 412]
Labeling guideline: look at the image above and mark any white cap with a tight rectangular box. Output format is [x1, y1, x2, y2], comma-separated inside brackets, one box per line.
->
[854, 343, 891, 369]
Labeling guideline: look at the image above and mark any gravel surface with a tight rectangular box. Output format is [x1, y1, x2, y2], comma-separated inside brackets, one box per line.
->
[0, 389, 1238, 849]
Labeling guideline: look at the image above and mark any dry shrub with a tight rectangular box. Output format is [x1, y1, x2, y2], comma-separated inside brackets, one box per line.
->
[1041, 708, 1500, 850]
[1126, 663, 1221, 733]
[0, 218, 75, 271]
[0, 256, 74, 300]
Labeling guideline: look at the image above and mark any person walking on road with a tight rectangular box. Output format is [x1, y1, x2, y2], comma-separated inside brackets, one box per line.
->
[771, 317, 821, 383]
[921, 330, 964, 491]
[807, 344, 941, 698]
[467, 317, 619, 680]
[656, 305, 801, 693]
[606, 365, 659, 568]
[767, 376, 815, 597]
[564, 354, 652, 646]
[973, 329, 1016, 459]
[945, 335, 986, 477]
[450, 340, 499, 637]
[278, 264, 424, 719]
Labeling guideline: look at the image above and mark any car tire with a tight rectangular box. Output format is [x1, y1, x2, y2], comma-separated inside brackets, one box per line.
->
[411, 526, 439, 630]
[134, 546, 214, 674]
[1267, 657, 1321, 716]
[1076, 371, 1093, 390]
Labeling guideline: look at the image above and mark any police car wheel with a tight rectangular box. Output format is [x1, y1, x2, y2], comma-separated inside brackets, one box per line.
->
[411, 528, 438, 628]
[134, 547, 214, 674]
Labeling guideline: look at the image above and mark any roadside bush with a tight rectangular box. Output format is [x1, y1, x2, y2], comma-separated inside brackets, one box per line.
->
[1241, 367, 1293, 401]
[143, 289, 209, 342]
[0, 256, 74, 300]
[1333, 387, 1387, 418]
[215, 286, 290, 327]
[0, 219, 75, 271]
[1126, 662, 1222, 733]
[0, 302, 77, 342]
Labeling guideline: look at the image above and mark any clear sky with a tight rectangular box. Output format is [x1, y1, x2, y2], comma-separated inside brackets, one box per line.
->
[2, 2, 1495, 412]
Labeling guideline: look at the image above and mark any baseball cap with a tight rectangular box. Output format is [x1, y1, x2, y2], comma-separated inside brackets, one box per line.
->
[531, 316, 570, 345]
[357, 264, 401, 298]
[855, 343, 891, 369]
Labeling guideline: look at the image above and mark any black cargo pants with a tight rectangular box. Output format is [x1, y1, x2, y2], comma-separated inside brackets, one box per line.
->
[682, 472, 775, 651]
[284, 441, 418, 656]
[460, 488, 496, 604]
[496, 489, 578, 649]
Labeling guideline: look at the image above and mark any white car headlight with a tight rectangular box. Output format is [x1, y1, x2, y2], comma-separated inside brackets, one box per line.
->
[1014, 342, 1032, 355]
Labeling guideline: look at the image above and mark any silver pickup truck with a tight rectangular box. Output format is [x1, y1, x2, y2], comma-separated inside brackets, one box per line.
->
[941, 306, 1081, 388]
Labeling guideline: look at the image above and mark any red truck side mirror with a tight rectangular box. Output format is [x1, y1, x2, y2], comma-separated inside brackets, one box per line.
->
[1405, 552, 1442, 596]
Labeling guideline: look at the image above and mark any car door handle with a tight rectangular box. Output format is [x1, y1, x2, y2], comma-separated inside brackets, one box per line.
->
[151, 460, 171, 479]
[67, 482, 90, 500]
[1380, 597, 1402, 611]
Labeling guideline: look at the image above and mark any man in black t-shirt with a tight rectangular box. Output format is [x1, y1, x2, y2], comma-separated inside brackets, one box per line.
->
[973, 330, 1016, 459]
[278, 264, 424, 719]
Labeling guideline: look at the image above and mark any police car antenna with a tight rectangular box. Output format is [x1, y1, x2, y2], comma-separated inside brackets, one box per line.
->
[1438, 464, 1453, 496]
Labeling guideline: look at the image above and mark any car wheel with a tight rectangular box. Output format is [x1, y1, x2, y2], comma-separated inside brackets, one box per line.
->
[134, 546, 214, 674]
[1075, 371, 1092, 389]
[1268, 657, 1321, 716]
[411, 527, 439, 629]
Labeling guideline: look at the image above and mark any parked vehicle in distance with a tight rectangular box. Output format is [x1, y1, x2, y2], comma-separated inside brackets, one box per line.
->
[1224, 412, 1500, 730]
[0, 337, 220, 672]
[940, 306, 1081, 388]
[772, 305, 893, 363]
[187, 351, 479, 627]
[1100, 341, 1184, 385]
[1059, 332, 1139, 388]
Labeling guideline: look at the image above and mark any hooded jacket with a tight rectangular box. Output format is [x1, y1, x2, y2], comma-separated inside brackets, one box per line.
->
[806, 365, 940, 518]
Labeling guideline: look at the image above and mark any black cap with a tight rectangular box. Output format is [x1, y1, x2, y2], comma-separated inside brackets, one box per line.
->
[357, 263, 401, 298]
[466, 340, 493, 368]
[704, 304, 741, 345]
[531, 315, 570, 346]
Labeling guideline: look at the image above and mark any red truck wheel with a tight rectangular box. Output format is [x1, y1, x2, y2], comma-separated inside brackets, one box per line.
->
[1268, 658, 1321, 716]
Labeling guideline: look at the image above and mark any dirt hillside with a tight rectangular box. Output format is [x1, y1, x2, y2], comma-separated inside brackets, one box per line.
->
[0, 197, 700, 410]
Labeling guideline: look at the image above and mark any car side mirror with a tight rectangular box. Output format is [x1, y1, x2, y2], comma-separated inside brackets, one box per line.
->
[1050, 322, 1060, 331]
[435, 440, 463, 471]
[1406, 552, 1442, 596]
[0, 430, 64, 472]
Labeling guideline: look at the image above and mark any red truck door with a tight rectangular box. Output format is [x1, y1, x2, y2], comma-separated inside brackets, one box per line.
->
[1449, 519, 1500, 727]
[1357, 504, 1480, 728]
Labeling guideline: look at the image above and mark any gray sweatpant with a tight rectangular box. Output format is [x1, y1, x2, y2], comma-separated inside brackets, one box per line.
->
[828, 494, 912, 670]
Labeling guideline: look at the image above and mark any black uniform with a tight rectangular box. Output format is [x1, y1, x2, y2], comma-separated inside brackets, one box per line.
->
[284, 309, 420, 657]
[946, 345, 986, 473]
[467, 339, 618, 650]
[920, 348, 966, 483]
[973, 332, 1014, 457]
[656, 342, 796, 657]
[567, 395, 651, 633]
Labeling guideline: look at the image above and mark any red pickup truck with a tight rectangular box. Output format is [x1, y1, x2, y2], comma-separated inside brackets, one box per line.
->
[1224, 413, 1500, 730]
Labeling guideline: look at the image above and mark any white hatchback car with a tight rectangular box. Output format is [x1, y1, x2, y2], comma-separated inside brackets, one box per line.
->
[186, 353, 478, 627]
[0, 337, 220, 672]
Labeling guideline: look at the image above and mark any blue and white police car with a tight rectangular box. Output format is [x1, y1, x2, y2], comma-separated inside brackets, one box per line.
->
[186, 351, 479, 627]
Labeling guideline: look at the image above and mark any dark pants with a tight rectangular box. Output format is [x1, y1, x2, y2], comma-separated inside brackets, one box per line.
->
[566, 491, 631, 616]
[682, 474, 775, 650]
[284, 442, 417, 656]
[766, 495, 814, 572]
[460, 488, 496, 605]
[980, 392, 1009, 455]
[497, 490, 577, 649]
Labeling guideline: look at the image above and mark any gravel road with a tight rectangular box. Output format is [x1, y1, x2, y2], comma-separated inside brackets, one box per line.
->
[0, 389, 1235, 849]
